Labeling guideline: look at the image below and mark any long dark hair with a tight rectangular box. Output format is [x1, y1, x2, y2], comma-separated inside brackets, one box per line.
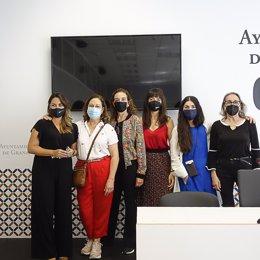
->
[47, 93, 73, 134]
[177, 96, 205, 153]
[142, 88, 168, 128]
[82, 94, 109, 123]
[110, 88, 137, 120]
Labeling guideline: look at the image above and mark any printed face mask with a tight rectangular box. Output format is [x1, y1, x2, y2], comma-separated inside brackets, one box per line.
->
[87, 107, 102, 119]
[183, 109, 197, 120]
[49, 108, 65, 118]
[148, 101, 161, 111]
[114, 102, 127, 112]
[226, 105, 239, 116]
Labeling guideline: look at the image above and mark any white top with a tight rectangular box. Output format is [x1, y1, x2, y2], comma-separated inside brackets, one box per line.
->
[76, 121, 118, 160]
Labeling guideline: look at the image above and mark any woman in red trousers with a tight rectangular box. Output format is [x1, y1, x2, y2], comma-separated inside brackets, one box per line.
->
[75, 94, 119, 259]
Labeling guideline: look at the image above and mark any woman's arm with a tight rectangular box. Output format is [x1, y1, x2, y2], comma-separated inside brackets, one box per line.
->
[65, 142, 78, 157]
[166, 116, 174, 140]
[206, 121, 221, 190]
[249, 123, 260, 168]
[170, 127, 188, 179]
[211, 170, 221, 191]
[28, 129, 68, 158]
[206, 121, 218, 171]
[104, 143, 119, 196]
[65, 124, 79, 157]
[134, 116, 147, 187]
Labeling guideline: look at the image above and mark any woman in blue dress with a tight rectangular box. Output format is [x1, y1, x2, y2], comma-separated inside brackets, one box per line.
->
[169, 96, 216, 195]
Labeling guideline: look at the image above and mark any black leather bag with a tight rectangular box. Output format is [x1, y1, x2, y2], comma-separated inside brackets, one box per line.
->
[185, 160, 199, 177]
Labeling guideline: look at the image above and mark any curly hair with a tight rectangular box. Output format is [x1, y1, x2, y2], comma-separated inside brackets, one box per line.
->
[110, 88, 138, 120]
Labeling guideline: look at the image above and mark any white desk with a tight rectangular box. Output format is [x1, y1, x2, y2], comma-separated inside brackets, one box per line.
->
[137, 207, 260, 260]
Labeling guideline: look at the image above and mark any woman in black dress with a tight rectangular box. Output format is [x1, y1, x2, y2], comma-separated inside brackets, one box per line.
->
[28, 93, 78, 260]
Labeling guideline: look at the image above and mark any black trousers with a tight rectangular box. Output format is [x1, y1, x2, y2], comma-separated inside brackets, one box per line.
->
[217, 159, 252, 207]
[31, 158, 73, 258]
[107, 159, 138, 248]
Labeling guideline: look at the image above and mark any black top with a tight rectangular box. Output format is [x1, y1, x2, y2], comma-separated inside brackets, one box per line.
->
[32, 119, 78, 151]
[207, 120, 260, 169]
[31, 119, 79, 188]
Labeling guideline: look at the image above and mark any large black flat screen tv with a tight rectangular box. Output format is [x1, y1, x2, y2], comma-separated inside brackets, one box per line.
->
[51, 34, 181, 111]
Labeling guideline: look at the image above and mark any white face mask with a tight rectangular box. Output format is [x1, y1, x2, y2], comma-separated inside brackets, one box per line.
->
[87, 107, 102, 119]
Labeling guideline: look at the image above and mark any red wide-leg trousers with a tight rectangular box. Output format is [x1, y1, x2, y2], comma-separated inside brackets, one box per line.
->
[77, 156, 113, 239]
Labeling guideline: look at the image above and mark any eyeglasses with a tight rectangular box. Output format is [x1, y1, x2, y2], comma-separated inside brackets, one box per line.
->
[224, 100, 241, 106]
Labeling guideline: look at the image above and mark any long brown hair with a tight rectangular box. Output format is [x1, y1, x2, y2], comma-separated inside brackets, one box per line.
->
[47, 93, 73, 134]
[110, 88, 138, 120]
[142, 88, 168, 129]
[177, 96, 205, 153]
[82, 94, 109, 123]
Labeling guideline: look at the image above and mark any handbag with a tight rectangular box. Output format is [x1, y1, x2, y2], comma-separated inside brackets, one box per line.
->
[185, 160, 198, 177]
[72, 124, 105, 188]
[185, 129, 199, 177]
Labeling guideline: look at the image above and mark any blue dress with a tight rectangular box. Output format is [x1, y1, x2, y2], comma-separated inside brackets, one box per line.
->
[178, 125, 216, 195]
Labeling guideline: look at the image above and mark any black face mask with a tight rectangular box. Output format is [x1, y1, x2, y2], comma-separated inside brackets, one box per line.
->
[148, 101, 161, 111]
[114, 102, 127, 112]
[226, 105, 239, 116]
[49, 108, 65, 118]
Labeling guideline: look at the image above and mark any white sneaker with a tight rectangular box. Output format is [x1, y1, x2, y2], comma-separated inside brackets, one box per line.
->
[89, 241, 102, 259]
[81, 239, 93, 255]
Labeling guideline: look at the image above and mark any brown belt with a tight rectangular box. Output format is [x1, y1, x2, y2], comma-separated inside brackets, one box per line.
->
[79, 156, 110, 163]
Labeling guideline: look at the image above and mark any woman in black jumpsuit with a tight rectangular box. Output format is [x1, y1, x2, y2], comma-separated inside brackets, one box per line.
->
[28, 93, 78, 260]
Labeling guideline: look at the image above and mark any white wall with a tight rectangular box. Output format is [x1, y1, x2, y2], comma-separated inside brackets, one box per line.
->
[1, 0, 259, 168]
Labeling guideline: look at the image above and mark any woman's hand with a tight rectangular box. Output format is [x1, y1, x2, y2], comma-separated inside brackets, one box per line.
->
[52, 149, 68, 159]
[211, 170, 221, 191]
[65, 147, 75, 157]
[104, 178, 114, 196]
[183, 175, 188, 185]
[43, 114, 52, 120]
[245, 115, 256, 124]
[135, 178, 144, 187]
[168, 174, 175, 190]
